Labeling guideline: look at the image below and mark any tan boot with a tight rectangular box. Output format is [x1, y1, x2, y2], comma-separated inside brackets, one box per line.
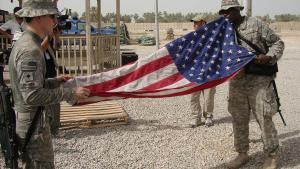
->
[226, 153, 249, 169]
[189, 117, 201, 128]
[205, 117, 214, 127]
[263, 155, 279, 169]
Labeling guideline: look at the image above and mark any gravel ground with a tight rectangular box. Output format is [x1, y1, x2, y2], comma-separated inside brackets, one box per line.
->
[1, 32, 300, 169]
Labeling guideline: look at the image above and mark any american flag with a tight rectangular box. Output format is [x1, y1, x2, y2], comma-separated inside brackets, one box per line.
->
[65, 17, 255, 105]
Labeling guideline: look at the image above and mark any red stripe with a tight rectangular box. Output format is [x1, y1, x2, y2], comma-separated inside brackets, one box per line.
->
[139, 72, 184, 91]
[85, 71, 239, 98]
[86, 55, 173, 92]
[77, 70, 240, 105]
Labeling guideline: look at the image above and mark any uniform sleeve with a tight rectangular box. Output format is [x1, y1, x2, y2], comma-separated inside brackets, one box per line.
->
[16, 49, 76, 106]
[260, 22, 285, 65]
[45, 78, 60, 89]
[0, 20, 11, 31]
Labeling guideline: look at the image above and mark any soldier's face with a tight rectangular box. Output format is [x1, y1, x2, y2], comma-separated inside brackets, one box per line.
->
[39, 15, 58, 36]
[222, 7, 241, 24]
[194, 20, 206, 30]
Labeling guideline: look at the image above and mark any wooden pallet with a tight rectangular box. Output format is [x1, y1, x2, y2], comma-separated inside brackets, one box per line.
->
[60, 101, 129, 129]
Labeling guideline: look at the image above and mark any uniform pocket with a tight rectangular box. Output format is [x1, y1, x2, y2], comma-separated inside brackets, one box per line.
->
[263, 87, 278, 117]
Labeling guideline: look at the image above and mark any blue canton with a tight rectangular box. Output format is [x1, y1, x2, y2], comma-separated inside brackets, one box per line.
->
[166, 17, 256, 84]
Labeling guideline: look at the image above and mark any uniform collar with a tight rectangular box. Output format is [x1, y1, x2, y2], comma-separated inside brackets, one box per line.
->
[237, 16, 248, 31]
[27, 30, 43, 42]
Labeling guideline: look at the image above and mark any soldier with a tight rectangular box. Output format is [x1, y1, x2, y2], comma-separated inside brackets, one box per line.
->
[219, 0, 284, 169]
[8, 0, 90, 168]
[189, 14, 217, 128]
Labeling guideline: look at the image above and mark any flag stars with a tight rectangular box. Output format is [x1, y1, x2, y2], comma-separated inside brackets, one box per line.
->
[205, 53, 209, 57]
[204, 27, 208, 31]
[216, 71, 220, 75]
[230, 41, 234, 45]
[181, 37, 186, 42]
[193, 32, 198, 36]
[238, 50, 242, 54]
[201, 35, 206, 39]
[237, 58, 241, 62]
[185, 56, 189, 60]
[189, 74, 194, 77]
[191, 67, 195, 71]
[188, 48, 192, 52]
[209, 38, 214, 42]
[212, 55, 217, 58]
[202, 61, 206, 65]
[178, 46, 183, 50]
[193, 59, 198, 63]
[211, 60, 215, 64]
[214, 48, 219, 51]
[182, 64, 186, 68]
[226, 66, 230, 70]
[228, 49, 233, 54]
[196, 51, 200, 55]
[191, 40, 195, 44]
[176, 53, 180, 58]
[169, 43, 174, 47]
[199, 43, 203, 46]
[201, 69, 205, 72]
[227, 58, 232, 62]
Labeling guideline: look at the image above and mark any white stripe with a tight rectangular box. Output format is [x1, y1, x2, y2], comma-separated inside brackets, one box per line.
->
[159, 78, 192, 90]
[72, 47, 170, 87]
[77, 96, 125, 104]
[132, 85, 197, 97]
[110, 63, 178, 92]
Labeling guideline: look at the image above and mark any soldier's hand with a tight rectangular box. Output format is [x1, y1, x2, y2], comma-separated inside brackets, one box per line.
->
[57, 75, 74, 83]
[254, 54, 272, 64]
[74, 87, 91, 100]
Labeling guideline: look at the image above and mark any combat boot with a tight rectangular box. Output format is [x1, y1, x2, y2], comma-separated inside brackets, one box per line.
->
[262, 155, 279, 169]
[189, 117, 201, 128]
[226, 153, 249, 169]
[205, 117, 214, 127]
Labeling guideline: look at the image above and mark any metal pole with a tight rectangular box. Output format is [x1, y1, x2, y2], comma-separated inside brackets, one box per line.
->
[155, 0, 160, 49]
[246, 0, 252, 17]
[116, 0, 121, 66]
[85, 0, 92, 75]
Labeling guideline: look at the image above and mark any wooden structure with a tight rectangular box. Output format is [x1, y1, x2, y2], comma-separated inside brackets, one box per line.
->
[10, 0, 121, 76]
[60, 101, 129, 129]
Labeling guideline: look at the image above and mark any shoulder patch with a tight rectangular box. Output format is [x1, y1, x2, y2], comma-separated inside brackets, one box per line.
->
[21, 61, 37, 71]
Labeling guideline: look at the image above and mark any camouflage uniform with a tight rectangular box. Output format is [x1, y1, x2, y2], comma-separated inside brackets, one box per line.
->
[9, 0, 76, 168]
[228, 16, 284, 155]
[45, 41, 61, 136]
[190, 87, 216, 119]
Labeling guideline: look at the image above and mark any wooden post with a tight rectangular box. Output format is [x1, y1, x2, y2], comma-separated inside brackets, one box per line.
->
[97, 0, 101, 29]
[85, 0, 93, 74]
[18, 0, 22, 7]
[116, 0, 121, 66]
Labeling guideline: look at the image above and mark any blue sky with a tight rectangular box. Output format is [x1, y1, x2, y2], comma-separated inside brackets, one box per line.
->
[1, 0, 300, 17]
